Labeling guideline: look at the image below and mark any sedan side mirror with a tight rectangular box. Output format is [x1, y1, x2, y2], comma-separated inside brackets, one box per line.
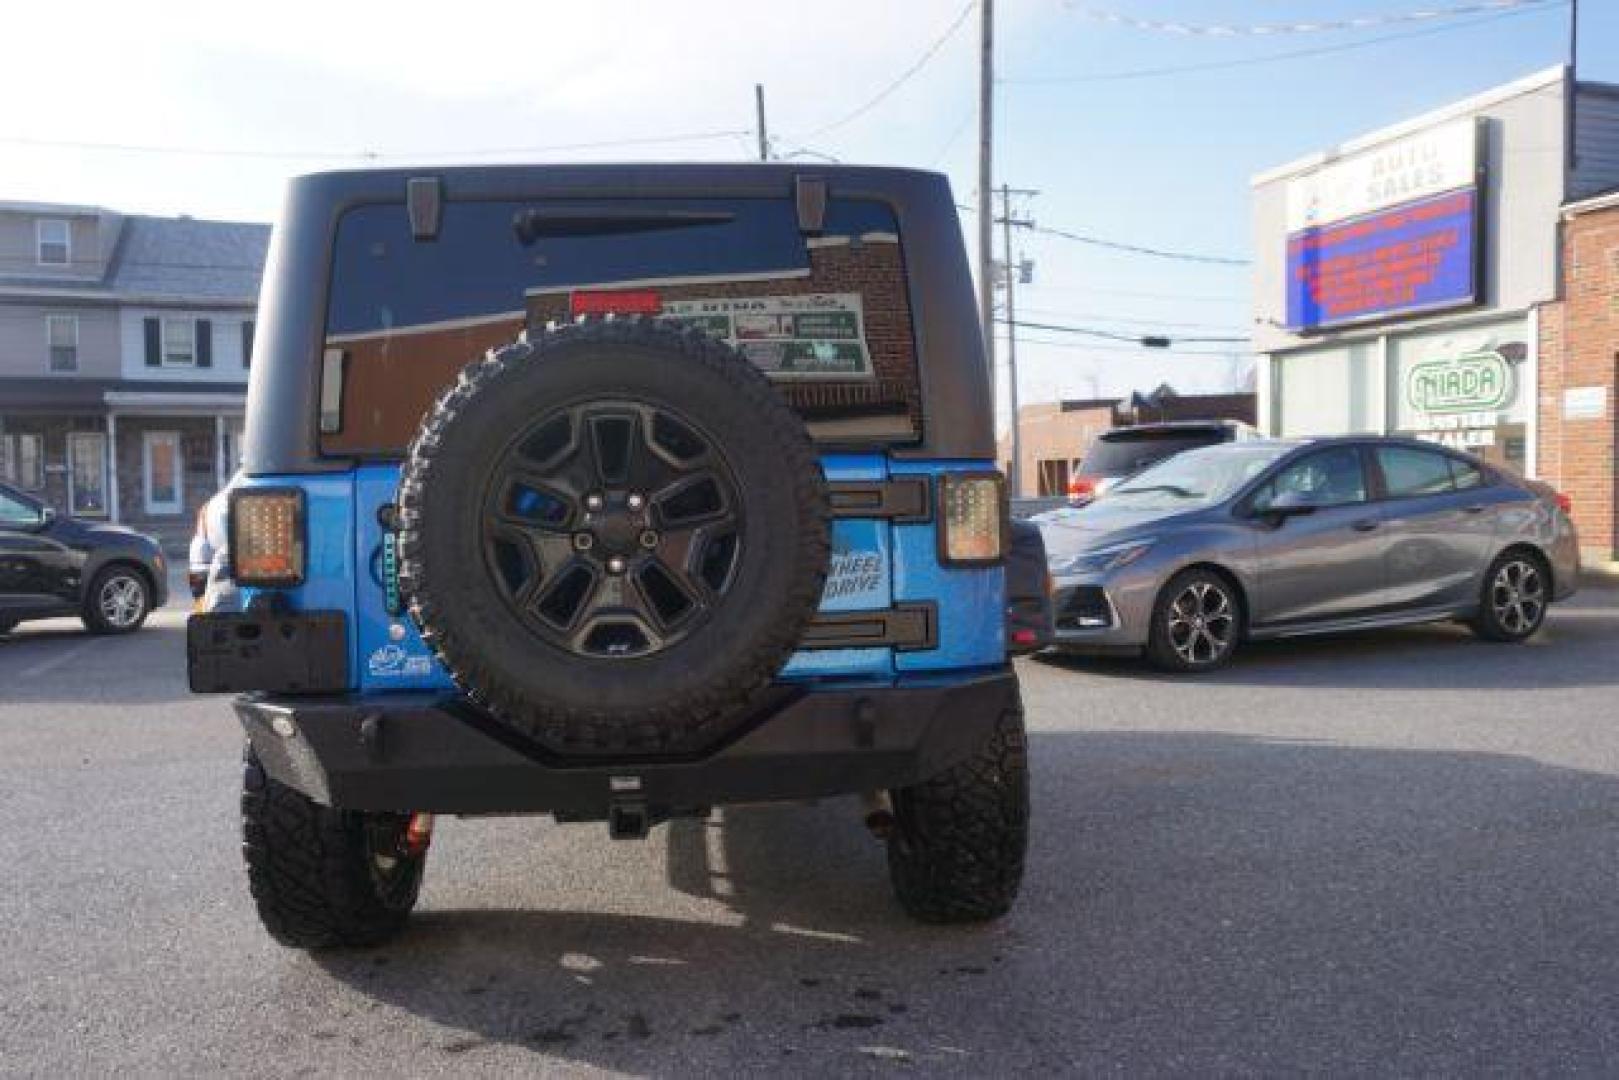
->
[40, 506, 56, 524]
[1248, 491, 1318, 526]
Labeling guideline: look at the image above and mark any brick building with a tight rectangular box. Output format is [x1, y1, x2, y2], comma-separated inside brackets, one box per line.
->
[1536, 191, 1619, 564]
[0, 202, 268, 550]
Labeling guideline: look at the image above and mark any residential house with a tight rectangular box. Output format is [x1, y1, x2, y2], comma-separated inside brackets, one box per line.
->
[0, 201, 269, 550]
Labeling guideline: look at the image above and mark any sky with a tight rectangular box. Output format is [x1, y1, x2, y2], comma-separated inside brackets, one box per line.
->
[2, 0, 1611, 424]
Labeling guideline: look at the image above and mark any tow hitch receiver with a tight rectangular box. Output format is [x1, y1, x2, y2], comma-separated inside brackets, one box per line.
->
[608, 776, 649, 839]
[608, 800, 649, 840]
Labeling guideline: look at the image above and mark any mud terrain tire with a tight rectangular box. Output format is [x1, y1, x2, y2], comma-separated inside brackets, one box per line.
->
[887, 696, 1030, 922]
[241, 746, 424, 949]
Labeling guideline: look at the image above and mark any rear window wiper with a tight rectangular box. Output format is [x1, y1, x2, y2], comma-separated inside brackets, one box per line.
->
[513, 208, 736, 244]
[1112, 484, 1199, 498]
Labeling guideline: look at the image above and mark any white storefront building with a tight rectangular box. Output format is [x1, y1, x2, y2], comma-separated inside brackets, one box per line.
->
[1250, 66, 1619, 479]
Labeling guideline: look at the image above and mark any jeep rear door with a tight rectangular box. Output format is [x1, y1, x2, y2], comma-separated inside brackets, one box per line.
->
[321, 193, 945, 686]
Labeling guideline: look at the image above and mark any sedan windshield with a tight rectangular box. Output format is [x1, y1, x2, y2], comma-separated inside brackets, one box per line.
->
[1105, 443, 1291, 510]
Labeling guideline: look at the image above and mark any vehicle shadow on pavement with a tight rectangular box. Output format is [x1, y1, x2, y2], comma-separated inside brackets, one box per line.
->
[1036, 584, 1619, 690]
[307, 730, 1619, 1074]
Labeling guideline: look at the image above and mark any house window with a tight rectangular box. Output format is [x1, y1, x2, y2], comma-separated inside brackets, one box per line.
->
[37, 219, 71, 265]
[15, 437, 42, 492]
[241, 320, 255, 368]
[46, 315, 78, 372]
[0, 434, 43, 490]
[162, 318, 197, 366]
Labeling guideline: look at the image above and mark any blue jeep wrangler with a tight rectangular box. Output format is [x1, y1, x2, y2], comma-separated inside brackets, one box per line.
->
[188, 164, 1032, 948]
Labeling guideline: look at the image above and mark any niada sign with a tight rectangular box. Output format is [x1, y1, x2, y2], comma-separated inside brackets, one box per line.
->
[1406, 350, 1513, 415]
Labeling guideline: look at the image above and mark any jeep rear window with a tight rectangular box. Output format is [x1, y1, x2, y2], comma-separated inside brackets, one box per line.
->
[319, 196, 920, 456]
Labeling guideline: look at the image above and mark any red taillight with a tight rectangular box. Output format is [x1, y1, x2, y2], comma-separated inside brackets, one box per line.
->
[1555, 492, 1572, 515]
[570, 289, 662, 317]
[1067, 476, 1096, 502]
[1012, 628, 1037, 647]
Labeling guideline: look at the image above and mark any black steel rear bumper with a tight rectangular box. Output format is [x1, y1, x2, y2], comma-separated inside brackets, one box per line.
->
[236, 668, 1017, 820]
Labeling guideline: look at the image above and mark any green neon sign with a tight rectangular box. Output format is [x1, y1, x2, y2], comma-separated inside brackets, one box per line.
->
[1406, 350, 1513, 414]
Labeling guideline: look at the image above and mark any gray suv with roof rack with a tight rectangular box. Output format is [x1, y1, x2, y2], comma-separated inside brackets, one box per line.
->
[186, 164, 1038, 948]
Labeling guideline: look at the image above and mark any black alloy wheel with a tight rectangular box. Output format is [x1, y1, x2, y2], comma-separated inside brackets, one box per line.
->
[483, 400, 744, 660]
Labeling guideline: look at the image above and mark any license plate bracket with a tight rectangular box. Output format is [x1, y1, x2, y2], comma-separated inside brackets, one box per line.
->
[187, 611, 348, 694]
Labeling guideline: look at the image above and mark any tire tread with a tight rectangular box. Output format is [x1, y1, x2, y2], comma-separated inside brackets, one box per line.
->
[888, 701, 1030, 923]
[241, 746, 421, 949]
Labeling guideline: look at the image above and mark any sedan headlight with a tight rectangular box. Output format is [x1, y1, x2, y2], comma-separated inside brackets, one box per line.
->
[1049, 538, 1155, 577]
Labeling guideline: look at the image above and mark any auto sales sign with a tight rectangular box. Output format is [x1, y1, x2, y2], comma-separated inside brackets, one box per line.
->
[1285, 119, 1481, 331]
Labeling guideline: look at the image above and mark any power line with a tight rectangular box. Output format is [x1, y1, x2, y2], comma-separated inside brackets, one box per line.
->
[1032, 222, 1249, 266]
[955, 201, 1247, 266]
[1004, 5, 1559, 84]
[0, 129, 755, 162]
[999, 317, 1134, 343]
[795, 0, 977, 140]
[927, 106, 976, 167]
[1016, 306, 1247, 332]
[1068, 0, 1557, 37]
[998, 316, 1250, 347]
[999, 332, 1246, 356]
[1027, 284, 1246, 303]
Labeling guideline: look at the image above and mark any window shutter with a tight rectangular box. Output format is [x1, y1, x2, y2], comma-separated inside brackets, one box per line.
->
[196, 319, 213, 367]
[143, 317, 160, 366]
[241, 321, 255, 368]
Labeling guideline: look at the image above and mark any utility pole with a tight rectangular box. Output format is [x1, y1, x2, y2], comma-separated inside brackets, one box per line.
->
[755, 84, 770, 162]
[1568, 0, 1580, 171]
[996, 185, 1037, 498]
[977, 0, 996, 421]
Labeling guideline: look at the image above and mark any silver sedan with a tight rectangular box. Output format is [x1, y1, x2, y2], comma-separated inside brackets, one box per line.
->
[1037, 437, 1580, 672]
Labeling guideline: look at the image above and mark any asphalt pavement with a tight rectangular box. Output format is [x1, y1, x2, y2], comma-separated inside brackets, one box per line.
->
[3, 579, 1619, 1075]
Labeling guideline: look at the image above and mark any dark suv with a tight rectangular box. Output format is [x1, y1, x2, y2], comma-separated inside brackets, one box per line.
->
[188, 165, 1036, 948]
[0, 482, 167, 635]
[1068, 420, 1257, 503]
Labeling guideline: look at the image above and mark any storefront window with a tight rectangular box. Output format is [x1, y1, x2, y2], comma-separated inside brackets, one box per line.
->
[1275, 340, 1380, 437]
[1390, 318, 1529, 475]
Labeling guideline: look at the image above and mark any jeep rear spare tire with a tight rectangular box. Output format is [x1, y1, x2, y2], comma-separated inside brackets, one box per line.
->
[397, 318, 830, 755]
